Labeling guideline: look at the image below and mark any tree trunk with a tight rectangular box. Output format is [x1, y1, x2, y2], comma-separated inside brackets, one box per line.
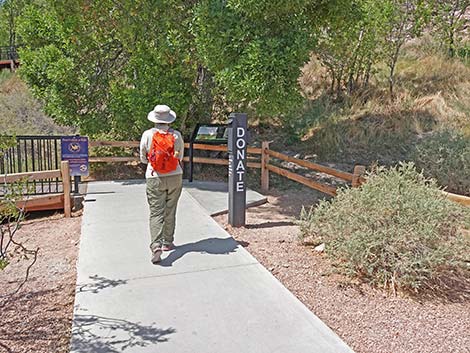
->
[389, 64, 395, 98]
[8, 1, 16, 50]
[183, 65, 214, 133]
[389, 40, 403, 99]
[330, 71, 336, 93]
[364, 56, 373, 87]
[448, 5, 456, 58]
[336, 66, 344, 100]
[348, 29, 364, 95]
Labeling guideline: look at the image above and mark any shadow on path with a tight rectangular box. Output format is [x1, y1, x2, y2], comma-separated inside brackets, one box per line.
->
[78, 275, 128, 294]
[119, 180, 146, 186]
[71, 314, 175, 353]
[159, 237, 239, 267]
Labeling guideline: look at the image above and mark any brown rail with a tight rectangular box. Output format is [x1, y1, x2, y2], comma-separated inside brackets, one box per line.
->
[442, 191, 470, 207]
[89, 141, 139, 148]
[267, 150, 354, 182]
[267, 164, 337, 196]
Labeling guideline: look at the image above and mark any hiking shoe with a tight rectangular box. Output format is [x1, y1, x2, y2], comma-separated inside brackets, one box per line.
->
[162, 243, 175, 251]
[151, 249, 163, 264]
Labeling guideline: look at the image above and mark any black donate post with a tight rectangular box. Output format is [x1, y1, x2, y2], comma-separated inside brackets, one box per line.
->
[228, 113, 247, 227]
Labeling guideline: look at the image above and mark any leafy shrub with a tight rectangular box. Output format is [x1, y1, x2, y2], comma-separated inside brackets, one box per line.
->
[299, 163, 470, 294]
[412, 130, 470, 196]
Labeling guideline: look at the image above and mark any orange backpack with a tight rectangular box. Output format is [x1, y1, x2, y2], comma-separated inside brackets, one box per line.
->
[148, 129, 179, 174]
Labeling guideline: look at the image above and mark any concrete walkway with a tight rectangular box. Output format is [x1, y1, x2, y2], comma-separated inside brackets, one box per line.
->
[183, 180, 268, 216]
[71, 180, 353, 353]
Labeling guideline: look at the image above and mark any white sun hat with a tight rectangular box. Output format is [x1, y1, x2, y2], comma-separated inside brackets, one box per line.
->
[147, 104, 177, 124]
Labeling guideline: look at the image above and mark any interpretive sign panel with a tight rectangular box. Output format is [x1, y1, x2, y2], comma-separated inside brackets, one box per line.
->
[61, 136, 89, 177]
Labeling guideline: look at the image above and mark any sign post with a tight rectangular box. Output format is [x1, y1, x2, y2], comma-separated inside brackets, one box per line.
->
[228, 113, 247, 227]
[61, 136, 89, 194]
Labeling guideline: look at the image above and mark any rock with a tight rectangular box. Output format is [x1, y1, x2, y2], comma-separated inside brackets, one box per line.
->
[314, 243, 325, 253]
[305, 154, 317, 160]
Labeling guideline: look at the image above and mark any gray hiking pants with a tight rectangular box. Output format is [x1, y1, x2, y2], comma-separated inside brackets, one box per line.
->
[146, 175, 183, 250]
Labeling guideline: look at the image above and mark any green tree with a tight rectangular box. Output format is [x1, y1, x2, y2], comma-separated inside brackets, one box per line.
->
[193, 0, 324, 115]
[314, 0, 432, 99]
[433, 0, 470, 57]
[17, 0, 347, 138]
[0, 0, 28, 48]
[314, 0, 388, 97]
[17, 1, 195, 138]
[380, 0, 431, 97]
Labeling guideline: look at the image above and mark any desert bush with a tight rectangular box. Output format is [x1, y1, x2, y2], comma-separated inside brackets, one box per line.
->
[299, 163, 470, 294]
[0, 135, 38, 292]
[412, 130, 470, 196]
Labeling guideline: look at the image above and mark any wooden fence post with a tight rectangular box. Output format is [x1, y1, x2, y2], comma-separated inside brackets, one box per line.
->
[352, 165, 366, 187]
[261, 141, 270, 193]
[61, 161, 72, 218]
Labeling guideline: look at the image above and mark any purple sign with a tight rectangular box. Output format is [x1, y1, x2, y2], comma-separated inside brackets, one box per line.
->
[61, 136, 89, 177]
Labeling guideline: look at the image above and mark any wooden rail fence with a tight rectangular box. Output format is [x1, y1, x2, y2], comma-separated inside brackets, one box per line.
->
[89, 140, 364, 196]
[442, 191, 470, 207]
[1, 161, 72, 217]
[2, 139, 468, 216]
[89, 140, 470, 206]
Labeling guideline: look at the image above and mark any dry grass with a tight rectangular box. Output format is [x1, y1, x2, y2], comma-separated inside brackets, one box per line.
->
[299, 56, 330, 99]
[0, 72, 75, 136]
[294, 48, 470, 164]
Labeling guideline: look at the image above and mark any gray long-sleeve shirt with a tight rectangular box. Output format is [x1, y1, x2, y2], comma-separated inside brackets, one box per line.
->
[139, 124, 184, 179]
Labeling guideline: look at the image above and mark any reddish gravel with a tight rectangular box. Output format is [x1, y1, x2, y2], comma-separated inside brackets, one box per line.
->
[0, 213, 81, 353]
[1, 186, 469, 353]
[215, 187, 470, 353]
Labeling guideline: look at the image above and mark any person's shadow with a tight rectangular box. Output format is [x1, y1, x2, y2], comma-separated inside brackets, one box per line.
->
[159, 237, 239, 267]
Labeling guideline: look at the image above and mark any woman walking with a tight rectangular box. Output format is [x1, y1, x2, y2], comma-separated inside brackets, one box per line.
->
[140, 104, 184, 264]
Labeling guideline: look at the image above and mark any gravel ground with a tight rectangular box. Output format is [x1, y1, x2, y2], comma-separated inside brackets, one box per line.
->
[1, 187, 469, 353]
[0, 213, 81, 353]
[214, 187, 470, 353]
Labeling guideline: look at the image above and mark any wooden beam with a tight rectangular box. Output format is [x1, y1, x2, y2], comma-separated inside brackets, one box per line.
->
[184, 143, 227, 152]
[1, 169, 61, 183]
[247, 147, 262, 155]
[443, 191, 470, 207]
[182, 143, 262, 155]
[352, 165, 366, 187]
[189, 156, 228, 166]
[90, 141, 140, 148]
[61, 161, 71, 217]
[16, 194, 65, 212]
[247, 162, 261, 169]
[90, 155, 259, 166]
[89, 141, 261, 155]
[182, 156, 260, 169]
[261, 141, 270, 193]
[89, 156, 140, 163]
[267, 150, 354, 182]
[267, 164, 337, 196]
